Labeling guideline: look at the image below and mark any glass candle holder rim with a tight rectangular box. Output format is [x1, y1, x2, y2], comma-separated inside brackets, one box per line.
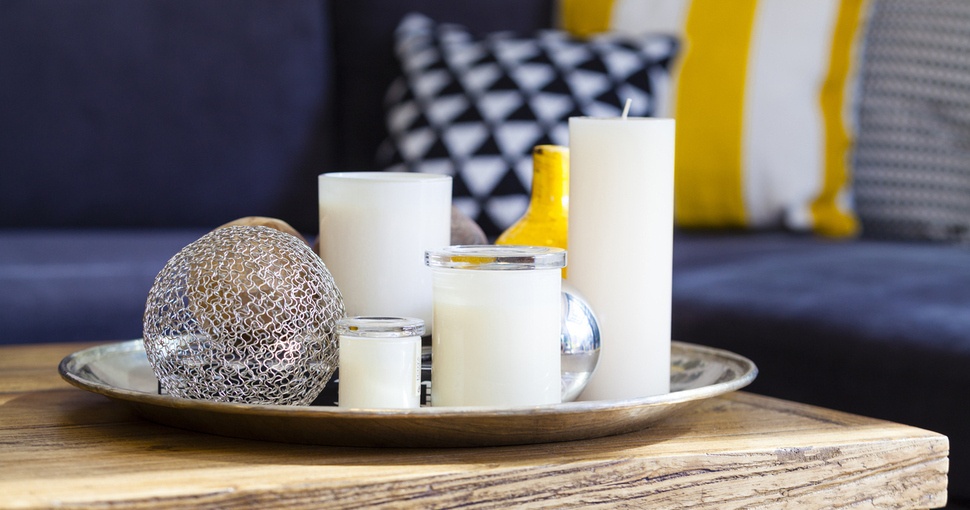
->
[570, 116, 675, 123]
[320, 171, 452, 184]
[336, 316, 426, 338]
[425, 245, 566, 271]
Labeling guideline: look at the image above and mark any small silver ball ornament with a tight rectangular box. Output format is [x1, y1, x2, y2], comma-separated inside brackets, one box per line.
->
[561, 280, 601, 401]
[143, 225, 344, 405]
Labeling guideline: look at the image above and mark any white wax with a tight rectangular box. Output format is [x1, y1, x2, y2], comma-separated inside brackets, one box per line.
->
[430, 268, 561, 407]
[338, 334, 421, 409]
[318, 173, 451, 331]
[568, 117, 674, 400]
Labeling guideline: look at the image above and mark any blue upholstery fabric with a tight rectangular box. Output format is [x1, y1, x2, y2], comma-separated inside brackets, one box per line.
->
[0, 229, 205, 344]
[675, 232, 970, 359]
[0, 0, 332, 232]
[672, 231, 970, 496]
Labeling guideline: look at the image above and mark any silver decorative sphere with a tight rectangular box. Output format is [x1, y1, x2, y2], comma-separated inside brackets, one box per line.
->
[561, 280, 601, 401]
[143, 225, 345, 405]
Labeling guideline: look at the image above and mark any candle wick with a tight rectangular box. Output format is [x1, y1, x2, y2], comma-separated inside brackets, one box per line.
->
[621, 98, 632, 119]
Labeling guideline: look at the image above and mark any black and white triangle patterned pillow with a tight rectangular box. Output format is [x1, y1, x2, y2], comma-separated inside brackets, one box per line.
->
[379, 13, 679, 237]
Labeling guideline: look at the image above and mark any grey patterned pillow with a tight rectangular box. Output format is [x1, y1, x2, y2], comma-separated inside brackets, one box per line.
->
[379, 14, 678, 237]
[854, 0, 970, 242]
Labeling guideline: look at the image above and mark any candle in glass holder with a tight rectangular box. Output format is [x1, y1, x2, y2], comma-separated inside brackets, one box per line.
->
[337, 316, 424, 409]
[425, 245, 566, 407]
[568, 116, 674, 401]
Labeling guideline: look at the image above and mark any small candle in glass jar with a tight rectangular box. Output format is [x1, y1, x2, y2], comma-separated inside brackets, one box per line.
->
[425, 245, 566, 407]
[337, 316, 424, 409]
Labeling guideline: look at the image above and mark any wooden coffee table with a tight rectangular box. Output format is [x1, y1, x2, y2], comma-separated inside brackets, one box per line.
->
[0, 342, 949, 509]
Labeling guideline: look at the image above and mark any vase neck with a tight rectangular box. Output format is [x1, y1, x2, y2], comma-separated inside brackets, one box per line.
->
[528, 146, 569, 214]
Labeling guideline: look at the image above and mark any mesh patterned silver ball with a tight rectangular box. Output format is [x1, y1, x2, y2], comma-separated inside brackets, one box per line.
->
[143, 225, 344, 406]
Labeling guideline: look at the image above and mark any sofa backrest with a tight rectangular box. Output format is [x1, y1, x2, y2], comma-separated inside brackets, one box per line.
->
[0, 0, 334, 232]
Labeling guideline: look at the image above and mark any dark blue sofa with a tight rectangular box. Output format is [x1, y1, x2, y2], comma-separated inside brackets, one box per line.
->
[1, 0, 966, 503]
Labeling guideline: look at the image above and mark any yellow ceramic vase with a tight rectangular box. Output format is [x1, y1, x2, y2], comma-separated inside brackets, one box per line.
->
[496, 145, 569, 276]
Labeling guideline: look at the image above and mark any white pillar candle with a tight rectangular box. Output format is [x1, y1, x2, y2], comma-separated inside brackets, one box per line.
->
[425, 246, 566, 407]
[568, 117, 674, 400]
[337, 316, 424, 409]
[318, 172, 451, 332]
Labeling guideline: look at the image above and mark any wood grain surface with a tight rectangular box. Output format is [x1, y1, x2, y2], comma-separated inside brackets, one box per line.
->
[0, 342, 949, 509]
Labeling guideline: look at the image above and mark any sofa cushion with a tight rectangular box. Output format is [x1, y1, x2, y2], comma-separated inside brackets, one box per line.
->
[854, 0, 970, 243]
[0, 229, 206, 345]
[561, 0, 867, 237]
[380, 14, 678, 236]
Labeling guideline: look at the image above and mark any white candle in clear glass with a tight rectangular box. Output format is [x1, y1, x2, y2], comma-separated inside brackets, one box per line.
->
[337, 316, 424, 409]
[568, 117, 674, 401]
[318, 172, 451, 332]
[425, 245, 566, 407]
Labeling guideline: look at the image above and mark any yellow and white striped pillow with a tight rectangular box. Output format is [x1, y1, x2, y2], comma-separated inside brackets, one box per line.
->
[561, 0, 868, 237]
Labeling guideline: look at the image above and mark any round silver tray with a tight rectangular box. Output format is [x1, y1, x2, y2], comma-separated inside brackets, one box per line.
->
[59, 340, 756, 447]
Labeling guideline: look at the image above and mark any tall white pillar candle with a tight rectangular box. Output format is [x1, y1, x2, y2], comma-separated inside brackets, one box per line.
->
[568, 117, 674, 400]
[337, 316, 424, 409]
[426, 246, 566, 407]
[319, 172, 451, 331]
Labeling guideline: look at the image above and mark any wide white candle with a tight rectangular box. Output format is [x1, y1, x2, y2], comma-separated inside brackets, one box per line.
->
[568, 117, 674, 400]
[426, 246, 565, 407]
[319, 172, 451, 331]
[337, 316, 424, 409]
